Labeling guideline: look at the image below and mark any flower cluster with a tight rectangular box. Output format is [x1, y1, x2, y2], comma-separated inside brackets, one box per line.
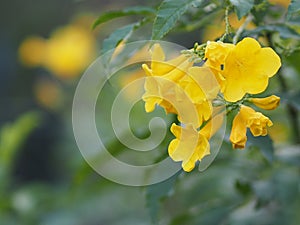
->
[142, 37, 281, 172]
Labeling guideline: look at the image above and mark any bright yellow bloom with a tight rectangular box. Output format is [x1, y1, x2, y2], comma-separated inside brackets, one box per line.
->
[205, 37, 281, 102]
[230, 105, 273, 149]
[249, 95, 280, 110]
[142, 44, 193, 114]
[175, 66, 219, 127]
[168, 123, 210, 172]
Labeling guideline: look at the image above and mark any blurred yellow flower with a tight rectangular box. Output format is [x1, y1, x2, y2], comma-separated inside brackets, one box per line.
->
[44, 25, 96, 79]
[19, 17, 96, 79]
[249, 95, 280, 110]
[269, 0, 291, 8]
[34, 79, 63, 110]
[203, 13, 256, 42]
[168, 123, 210, 172]
[205, 37, 281, 102]
[19, 36, 46, 67]
[268, 121, 289, 143]
[230, 105, 273, 149]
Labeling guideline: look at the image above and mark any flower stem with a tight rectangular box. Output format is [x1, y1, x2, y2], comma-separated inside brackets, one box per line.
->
[219, 6, 231, 42]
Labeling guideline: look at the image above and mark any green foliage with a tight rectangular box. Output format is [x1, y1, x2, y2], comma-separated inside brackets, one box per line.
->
[0, 112, 40, 172]
[101, 22, 139, 54]
[229, 0, 255, 19]
[245, 24, 300, 40]
[3, 0, 300, 224]
[287, 0, 300, 20]
[152, 0, 205, 40]
[92, 6, 155, 29]
[146, 170, 181, 224]
[247, 132, 274, 162]
[288, 91, 300, 111]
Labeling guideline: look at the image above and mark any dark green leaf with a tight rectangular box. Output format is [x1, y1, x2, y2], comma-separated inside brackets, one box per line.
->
[244, 24, 300, 39]
[287, 0, 300, 20]
[247, 132, 274, 162]
[152, 0, 204, 40]
[93, 6, 155, 29]
[235, 179, 252, 196]
[229, 0, 255, 19]
[146, 170, 182, 224]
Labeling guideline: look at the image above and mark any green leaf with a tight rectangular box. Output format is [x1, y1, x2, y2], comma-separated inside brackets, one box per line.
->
[146, 170, 182, 224]
[152, 0, 204, 40]
[287, 0, 300, 20]
[244, 24, 300, 39]
[101, 20, 144, 55]
[92, 6, 155, 29]
[246, 132, 274, 162]
[0, 112, 40, 170]
[235, 179, 252, 196]
[229, 0, 254, 19]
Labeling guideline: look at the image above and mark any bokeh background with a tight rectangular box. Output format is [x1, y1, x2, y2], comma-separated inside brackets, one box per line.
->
[1, 0, 299, 224]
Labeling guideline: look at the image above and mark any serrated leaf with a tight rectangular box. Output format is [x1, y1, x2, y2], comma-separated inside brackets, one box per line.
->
[229, 0, 254, 19]
[246, 132, 274, 162]
[152, 0, 204, 40]
[287, 0, 300, 20]
[146, 170, 182, 224]
[93, 6, 155, 29]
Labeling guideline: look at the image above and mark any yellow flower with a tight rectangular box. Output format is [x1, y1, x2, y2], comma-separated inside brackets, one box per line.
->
[34, 79, 63, 110]
[230, 105, 273, 149]
[44, 25, 96, 79]
[143, 76, 178, 114]
[19, 36, 46, 66]
[249, 95, 280, 110]
[168, 123, 210, 172]
[18, 19, 97, 79]
[142, 44, 193, 114]
[175, 66, 220, 127]
[205, 37, 281, 102]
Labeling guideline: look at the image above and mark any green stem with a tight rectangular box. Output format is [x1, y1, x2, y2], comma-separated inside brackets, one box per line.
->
[219, 6, 231, 42]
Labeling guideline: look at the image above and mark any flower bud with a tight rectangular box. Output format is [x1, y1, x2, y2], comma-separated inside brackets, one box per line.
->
[249, 95, 280, 110]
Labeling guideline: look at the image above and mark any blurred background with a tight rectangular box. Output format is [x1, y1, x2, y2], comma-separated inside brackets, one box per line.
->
[1, 0, 299, 224]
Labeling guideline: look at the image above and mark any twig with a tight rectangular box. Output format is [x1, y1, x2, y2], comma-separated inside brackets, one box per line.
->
[233, 14, 254, 44]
